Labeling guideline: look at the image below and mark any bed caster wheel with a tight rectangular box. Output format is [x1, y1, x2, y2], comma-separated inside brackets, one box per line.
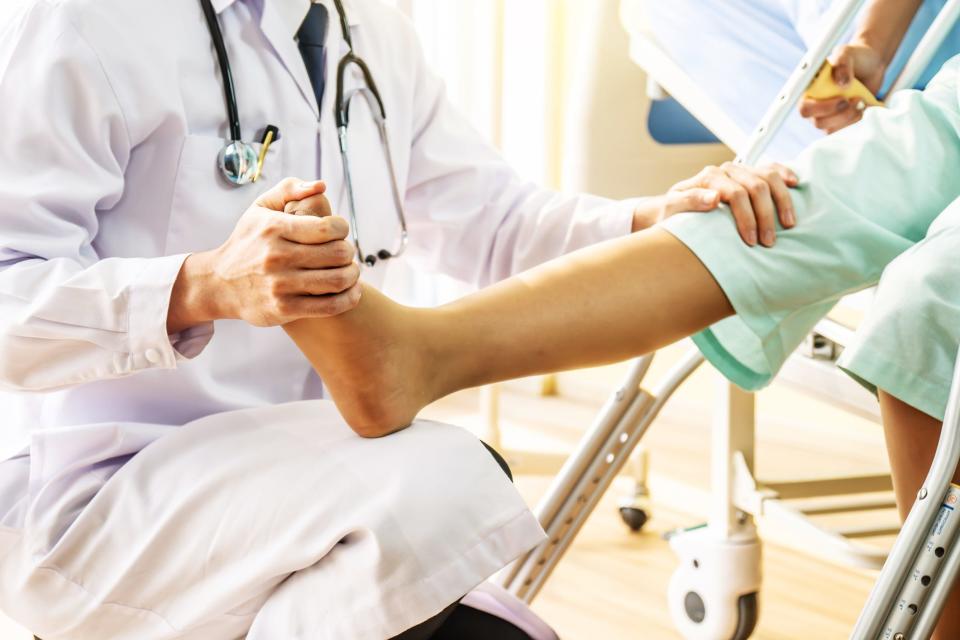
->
[619, 506, 649, 532]
[666, 524, 762, 639]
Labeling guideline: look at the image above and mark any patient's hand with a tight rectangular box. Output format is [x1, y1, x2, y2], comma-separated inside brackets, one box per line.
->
[634, 162, 799, 248]
[800, 43, 885, 134]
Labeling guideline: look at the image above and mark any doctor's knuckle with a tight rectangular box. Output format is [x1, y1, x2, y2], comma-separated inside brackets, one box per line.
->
[274, 296, 297, 317]
[278, 177, 300, 191]
[324, 269, 351, 291]
[262, 250, 285, 270]
[259, 219, 281, 239]
[329, 240, 354, 263]
[267, 276, 286, 298]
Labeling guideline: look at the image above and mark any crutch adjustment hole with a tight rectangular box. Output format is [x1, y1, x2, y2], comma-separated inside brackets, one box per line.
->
[921, 575, 932, 587]
[908, 603, 919, 615]
[936, 546, 946, 558]
[692, 559, 700, 569]
[605, 453, 615, 464]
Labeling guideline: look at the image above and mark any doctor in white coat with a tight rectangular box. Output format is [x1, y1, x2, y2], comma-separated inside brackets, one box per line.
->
[0, 0, 799, 638]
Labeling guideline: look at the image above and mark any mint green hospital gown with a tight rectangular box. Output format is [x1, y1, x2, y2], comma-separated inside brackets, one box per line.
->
[661, 56, 960, 421]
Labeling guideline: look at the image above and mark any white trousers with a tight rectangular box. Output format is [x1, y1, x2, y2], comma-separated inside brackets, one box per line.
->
[0, 401, 545, 639]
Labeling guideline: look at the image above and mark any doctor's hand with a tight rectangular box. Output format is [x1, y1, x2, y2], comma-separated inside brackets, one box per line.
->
[799, 43, 886, 134]
[633, 162, 799, 247]
[167, 179, 361, 333]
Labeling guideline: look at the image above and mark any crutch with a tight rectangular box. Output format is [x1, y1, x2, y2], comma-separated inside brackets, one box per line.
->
[498, 349, 705, 601]
[848, 349, 960, 639]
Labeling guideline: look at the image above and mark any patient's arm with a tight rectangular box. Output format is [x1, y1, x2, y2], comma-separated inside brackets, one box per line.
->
[285, 228, 731, 437]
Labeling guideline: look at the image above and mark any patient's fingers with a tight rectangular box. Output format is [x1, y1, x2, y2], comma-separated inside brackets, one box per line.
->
[722, 163, 778, 247]
[814, 99, 865, 133]
[799, 96, 849, 119]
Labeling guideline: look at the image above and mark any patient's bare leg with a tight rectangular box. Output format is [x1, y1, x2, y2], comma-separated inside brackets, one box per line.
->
[879, 391, 960, 639]
[286, 228, 733, 437]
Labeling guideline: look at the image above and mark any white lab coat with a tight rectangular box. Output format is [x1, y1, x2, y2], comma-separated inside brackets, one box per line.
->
[0, 0, 632, 469]
[0, 0, 633, 636]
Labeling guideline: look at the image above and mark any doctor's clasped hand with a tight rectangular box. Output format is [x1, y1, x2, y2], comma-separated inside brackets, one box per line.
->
[167, 179, 361, 333]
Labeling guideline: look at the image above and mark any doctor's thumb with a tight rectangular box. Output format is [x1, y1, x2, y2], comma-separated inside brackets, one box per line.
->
[256, 177, 327, 212]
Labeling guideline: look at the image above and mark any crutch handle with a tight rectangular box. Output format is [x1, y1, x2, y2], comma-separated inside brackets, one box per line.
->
[804, 61, 884, 107]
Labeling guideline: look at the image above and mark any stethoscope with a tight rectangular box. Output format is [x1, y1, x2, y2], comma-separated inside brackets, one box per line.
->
[200, 0, 409, 266]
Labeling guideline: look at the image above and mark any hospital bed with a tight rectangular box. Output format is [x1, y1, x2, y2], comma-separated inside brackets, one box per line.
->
[493, 1, 960, 638]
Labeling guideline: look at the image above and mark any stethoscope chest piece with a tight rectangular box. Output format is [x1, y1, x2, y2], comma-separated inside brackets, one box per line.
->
[219, 140, 259, 185]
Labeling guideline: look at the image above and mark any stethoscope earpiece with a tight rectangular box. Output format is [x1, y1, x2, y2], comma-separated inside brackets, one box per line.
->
[218, 140, 259, 186]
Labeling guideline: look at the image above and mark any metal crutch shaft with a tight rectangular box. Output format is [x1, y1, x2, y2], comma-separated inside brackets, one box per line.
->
[912, 505, 960, 638]
[503, 349, 703, 602]
[500, 355, 653, 590]
[512, 350, 703, 602]
[887, 0, 960, 95]
[850, 347, 960, 639]
[880, 485, 960, 637]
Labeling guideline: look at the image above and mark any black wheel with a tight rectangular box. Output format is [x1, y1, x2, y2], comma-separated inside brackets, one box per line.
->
[619, 506, 649, 532]
[732, 592, 760, 640]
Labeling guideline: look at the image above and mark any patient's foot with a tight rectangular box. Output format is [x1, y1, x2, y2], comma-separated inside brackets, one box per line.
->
[284, 285, 438, 437]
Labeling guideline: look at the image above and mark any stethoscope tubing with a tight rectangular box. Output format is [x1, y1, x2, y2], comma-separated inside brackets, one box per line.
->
[202, 0, 409, 265]
[199, 0, 243, 142]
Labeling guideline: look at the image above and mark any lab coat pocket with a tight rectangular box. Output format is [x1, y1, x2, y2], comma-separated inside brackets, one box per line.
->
[165, 134, 282, 256]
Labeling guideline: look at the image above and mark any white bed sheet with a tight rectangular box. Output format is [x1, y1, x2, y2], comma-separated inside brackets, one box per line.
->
[637, 0, 960, 160]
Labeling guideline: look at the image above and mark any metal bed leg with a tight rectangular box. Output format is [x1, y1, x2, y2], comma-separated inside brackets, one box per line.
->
[666, 378, 761, 639]
[851, 347, 960, 639]
[499, 349, 704, 602]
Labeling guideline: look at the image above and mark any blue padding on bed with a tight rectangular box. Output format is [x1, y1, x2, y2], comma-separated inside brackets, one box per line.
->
[647, 98, 720, 145]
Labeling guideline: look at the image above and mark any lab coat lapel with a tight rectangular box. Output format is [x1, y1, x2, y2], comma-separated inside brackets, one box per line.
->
[259, 0, 320, 117]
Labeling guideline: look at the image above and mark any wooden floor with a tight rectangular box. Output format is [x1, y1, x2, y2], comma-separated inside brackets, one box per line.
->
[0, 342, 892, 639]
